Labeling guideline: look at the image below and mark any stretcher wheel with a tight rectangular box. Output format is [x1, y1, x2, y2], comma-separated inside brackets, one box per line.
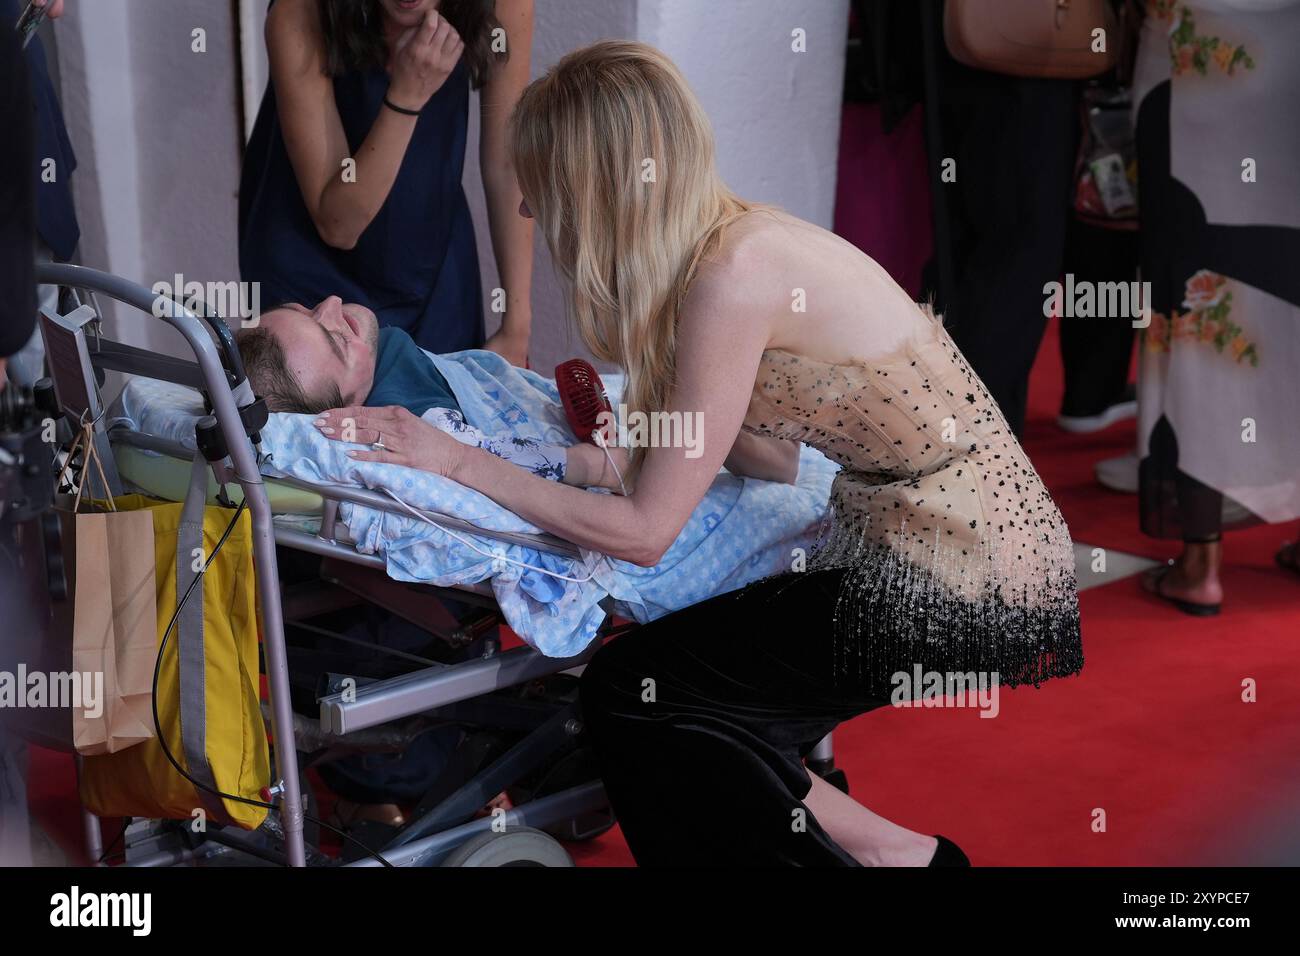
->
[441, 827, 574, 867]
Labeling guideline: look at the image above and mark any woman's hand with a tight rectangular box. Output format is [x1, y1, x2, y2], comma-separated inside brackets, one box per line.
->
[315, 405, 465, 478]
[483, 326, 530, 366]
[388, 11, 465, 112]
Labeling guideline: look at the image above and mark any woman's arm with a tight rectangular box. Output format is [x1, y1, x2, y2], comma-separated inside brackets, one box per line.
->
[267, 0, 463, 250]
[724, 430, 800, 484]
[478, 0, 535, 364]
[316, 262, 772, 565]
[568, 441, 637, 493]
[422, 406, 625, 490]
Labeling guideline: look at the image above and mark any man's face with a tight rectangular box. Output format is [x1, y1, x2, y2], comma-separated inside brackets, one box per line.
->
[256, 297, 380, 407]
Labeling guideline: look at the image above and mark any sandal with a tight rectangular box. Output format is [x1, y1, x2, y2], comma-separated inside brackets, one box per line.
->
[1275, 542, 1300, 578]
[1141, 564, 1221, 617]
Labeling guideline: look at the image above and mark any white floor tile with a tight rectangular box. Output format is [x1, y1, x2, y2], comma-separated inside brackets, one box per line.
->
[1073, 542, 1161, 592]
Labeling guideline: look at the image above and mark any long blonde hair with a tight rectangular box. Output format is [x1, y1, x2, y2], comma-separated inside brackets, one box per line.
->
[509, 40, 755, 471]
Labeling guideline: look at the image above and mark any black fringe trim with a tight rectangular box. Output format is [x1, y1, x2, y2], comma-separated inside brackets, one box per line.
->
[825, 545, 1084, 696]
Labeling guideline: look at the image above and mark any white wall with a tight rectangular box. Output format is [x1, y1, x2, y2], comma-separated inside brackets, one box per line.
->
[637, 0, 848, 228]
[55, 0, 847, 372]
[467, 0, 849, 373]
[55, 0, 243, 357]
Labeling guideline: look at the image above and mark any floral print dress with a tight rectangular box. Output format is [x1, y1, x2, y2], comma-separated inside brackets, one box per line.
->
[1133, 0, 1300, 539]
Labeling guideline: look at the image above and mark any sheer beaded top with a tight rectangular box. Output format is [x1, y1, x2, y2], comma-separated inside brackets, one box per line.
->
[741, 311, 1077, 608]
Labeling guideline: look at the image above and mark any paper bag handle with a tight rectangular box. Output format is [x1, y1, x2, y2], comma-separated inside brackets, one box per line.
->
[68, 421, 115, 514]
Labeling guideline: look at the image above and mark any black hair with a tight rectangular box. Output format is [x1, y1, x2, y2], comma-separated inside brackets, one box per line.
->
[317, 0, 505, 89]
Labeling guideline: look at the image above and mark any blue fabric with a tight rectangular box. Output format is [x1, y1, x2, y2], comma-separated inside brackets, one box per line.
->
[2, 0, 79, 261]
[365, 327, 460, 417]
[238, 22, 483, 354]
[256, 350, 839, 658]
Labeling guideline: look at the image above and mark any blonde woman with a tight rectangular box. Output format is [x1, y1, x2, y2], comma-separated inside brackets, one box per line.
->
[315, 41, 1084, 866]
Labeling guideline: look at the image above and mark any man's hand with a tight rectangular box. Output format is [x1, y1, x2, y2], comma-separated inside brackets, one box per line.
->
[388, 10, 464, 112]
[34, 0, 65, 20]
[483, 327, 529, 367]
[314, 404, 467, 478]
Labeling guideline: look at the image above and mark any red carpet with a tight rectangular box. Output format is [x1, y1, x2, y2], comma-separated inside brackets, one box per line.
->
[26, 320, 1300, 867]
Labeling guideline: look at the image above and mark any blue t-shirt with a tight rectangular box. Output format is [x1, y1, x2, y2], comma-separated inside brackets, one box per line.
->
[364, 328, 460, 417]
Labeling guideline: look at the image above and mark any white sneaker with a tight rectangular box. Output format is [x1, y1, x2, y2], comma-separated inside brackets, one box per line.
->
[1095, 452, 1139, 494]
[1057, 396, 1138, 434]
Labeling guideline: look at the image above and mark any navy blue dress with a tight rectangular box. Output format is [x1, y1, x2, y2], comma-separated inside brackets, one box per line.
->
[239, 50, 483, 354]
[0, 0, 79, 263]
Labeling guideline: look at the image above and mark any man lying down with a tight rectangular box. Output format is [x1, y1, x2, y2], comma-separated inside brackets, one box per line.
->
[235, 296, 800, 495]
[235, 296, 632, 494]
[222, 295, 836, 659]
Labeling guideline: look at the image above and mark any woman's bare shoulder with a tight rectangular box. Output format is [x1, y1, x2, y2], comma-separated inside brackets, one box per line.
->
[694, 211, 801, 302]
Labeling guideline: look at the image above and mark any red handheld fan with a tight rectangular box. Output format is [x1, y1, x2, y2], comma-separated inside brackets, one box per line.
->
[555, 358, 613, 444]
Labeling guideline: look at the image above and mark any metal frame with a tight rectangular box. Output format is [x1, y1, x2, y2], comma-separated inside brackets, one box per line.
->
[35, 263, 836, 869]
[39, 263, 311, 865]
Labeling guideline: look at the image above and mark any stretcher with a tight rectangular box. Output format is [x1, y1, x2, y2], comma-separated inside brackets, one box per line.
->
[33, 263, 844, 867]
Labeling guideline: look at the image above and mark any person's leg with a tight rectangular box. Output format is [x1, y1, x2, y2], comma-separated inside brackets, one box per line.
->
[1140, 418, 1225, 609]
[0, 731, 32, 866]
[941, 73, 1078, 436]
[802, 770, 936, 866]
[580, 568, 933, 866]
[1058, 219, 1138, 424]
[1142, 522, 1225, 610]
[6, 240, 57, 387]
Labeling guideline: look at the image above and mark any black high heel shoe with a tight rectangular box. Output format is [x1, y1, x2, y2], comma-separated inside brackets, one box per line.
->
[928, 835, 971, 867]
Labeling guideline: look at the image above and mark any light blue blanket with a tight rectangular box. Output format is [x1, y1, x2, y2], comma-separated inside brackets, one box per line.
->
[115, 350, 837, 657]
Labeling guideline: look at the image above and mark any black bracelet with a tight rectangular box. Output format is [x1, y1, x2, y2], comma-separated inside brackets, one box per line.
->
[383, 95, 421, 117]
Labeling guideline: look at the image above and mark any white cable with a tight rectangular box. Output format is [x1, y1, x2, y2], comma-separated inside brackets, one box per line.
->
[592, 430, 628, 497]
[379, 487, 600, 584]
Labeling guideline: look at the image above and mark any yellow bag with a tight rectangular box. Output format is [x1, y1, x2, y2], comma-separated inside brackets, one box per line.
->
[80, 454, 269, 830]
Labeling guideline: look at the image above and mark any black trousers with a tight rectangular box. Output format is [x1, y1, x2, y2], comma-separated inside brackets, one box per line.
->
[1058, 219, 1139, 417]
[933, 68, 1079, 436]
[579, 567, 889, 867]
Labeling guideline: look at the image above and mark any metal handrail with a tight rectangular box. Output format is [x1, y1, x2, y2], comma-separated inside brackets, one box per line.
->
[36, 263, 308, 866]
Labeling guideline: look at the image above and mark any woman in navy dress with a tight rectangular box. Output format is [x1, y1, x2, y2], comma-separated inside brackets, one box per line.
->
[240, 0, 534, 361]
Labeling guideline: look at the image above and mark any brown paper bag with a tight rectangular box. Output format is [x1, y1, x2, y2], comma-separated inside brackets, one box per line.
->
[46, 424, 160, 756]
[67, 504, 159, 755]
